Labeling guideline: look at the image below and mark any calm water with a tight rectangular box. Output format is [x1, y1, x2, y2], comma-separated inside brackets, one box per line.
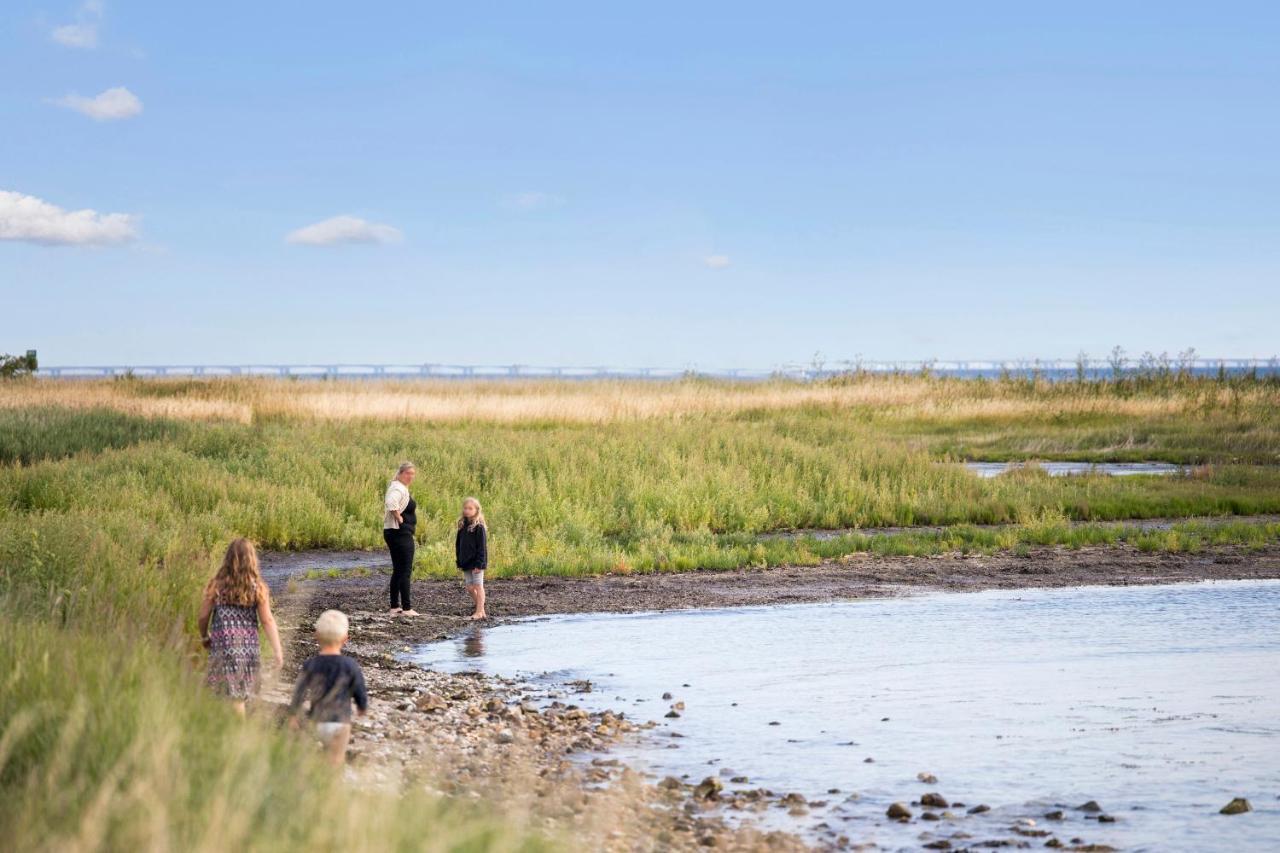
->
[413, 582, 1280, 851]
[963, 461, 1187, 478]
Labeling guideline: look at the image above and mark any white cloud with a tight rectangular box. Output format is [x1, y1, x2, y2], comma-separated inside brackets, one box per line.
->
[286, 215, 403, 246]
[54, 86, 142, 121]
[0, 190, 137, 246]
[501, 191, 565, 211]
[703, 254, 731, 269]
[51, 1, 103, 49]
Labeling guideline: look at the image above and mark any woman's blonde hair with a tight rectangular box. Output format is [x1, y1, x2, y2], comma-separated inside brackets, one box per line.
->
[206, 538, 263, 608]
[397, 461, 416, 476]
[456, 496, 486, 531]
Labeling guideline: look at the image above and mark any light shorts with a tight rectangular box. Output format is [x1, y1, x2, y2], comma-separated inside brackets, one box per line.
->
[463, 569, 485, 587]
[315, 722, 349, 745]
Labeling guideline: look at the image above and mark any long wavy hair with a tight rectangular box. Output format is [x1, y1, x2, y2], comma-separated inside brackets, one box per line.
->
[456, 496, 487, 531]
[206, 538, 263, 607]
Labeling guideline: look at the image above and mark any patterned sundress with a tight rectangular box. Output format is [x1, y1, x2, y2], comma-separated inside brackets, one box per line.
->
[206, 595, 261, 700]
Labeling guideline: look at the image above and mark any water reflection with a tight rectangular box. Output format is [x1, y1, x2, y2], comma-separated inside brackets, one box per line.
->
[461, 626, 486, 658]
[963, 461, 1186, 478]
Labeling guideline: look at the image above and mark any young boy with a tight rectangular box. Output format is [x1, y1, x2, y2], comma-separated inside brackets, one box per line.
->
[288, 609, 369, 766]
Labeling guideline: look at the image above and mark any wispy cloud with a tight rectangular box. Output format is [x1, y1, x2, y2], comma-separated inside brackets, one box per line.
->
[53, 86, 142, 121]
[51, 0, 104, 49]
[0, 189, 137, 246]
[286, 215, 403, 246]
[703, 254, 731, 269]
[501, 191, 565, 212]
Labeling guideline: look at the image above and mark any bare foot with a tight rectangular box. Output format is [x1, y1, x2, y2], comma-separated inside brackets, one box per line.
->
[401, 610, 420, 617]
[388, 608, 402, 616]
[470, 613, 486, 621]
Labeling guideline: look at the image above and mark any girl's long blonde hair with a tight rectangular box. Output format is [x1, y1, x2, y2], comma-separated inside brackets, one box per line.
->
[456, 497, 486, 531]
[206, 538, 263, 607]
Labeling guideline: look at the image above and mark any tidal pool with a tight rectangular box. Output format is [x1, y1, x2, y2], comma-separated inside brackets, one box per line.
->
[963, 461, 1187, 478]
[413, 582, 1280, 851]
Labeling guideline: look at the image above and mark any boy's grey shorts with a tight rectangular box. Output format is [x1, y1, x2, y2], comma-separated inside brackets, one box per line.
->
[463, 569, 485, 587]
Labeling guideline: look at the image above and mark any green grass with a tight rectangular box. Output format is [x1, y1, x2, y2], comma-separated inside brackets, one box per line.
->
[2, 374, 1278, 849]
[0, 406, 187, 465]
[3, 402, 1278, 577]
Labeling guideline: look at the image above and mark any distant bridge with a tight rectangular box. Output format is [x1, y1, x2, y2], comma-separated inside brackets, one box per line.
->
[35, 358, 1280, 381]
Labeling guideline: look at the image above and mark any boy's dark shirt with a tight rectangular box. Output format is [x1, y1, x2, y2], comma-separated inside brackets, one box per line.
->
[289, 653, 368, 723]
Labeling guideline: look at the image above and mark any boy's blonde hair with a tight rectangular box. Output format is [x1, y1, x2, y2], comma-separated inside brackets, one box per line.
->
[314, 609, 349, 645]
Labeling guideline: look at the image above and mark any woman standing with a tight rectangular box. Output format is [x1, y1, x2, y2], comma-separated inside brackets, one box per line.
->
[455, 496, 488, 620]
[384, 461, 419, 616]
[199, 538, 283, 717]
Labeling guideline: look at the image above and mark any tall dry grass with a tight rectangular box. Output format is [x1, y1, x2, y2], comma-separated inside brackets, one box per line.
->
[4, 373, 1276, 426]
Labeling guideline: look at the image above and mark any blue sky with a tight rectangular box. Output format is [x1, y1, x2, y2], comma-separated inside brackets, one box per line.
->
[2, 2, 1278, 368]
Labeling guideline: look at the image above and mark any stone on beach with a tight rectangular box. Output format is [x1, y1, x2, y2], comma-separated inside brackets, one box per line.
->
[693, 776, 723, 800]
[414, 692, 448, 712]
[886, 802, 912, 820]
[921, 792, 949, 808]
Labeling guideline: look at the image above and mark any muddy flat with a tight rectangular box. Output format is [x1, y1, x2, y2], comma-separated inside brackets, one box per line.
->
[278, 544, 1280, 640]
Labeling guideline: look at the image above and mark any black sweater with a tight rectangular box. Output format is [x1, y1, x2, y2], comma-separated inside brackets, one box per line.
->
[455, 524, 488, 570]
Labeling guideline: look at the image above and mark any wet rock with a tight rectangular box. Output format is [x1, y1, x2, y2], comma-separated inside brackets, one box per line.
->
[768, 721, 781, 726]
[662, 692, 673, 700]
[673, 701, 685, 710]
[657, 776, 684, 791]
[693, 776, 723, 801]
[780, 793, 807, 807]
[1097, 814, 1116, 823]
[922, 842, 951, 850]
[921, 793, 949, 808]
[414, 692, 448, 712]
[1043, 810, 1064, 821]
[886, 802, 912, 820]
[863, 757, 875, 763]
[1220, 797, 1252, 815]
[1013, 826, 1049, 838]
[730, 776, 749, 784]
[968, 804, 991, 814]
[921, 811, 940, 821]
[1076, 800, 1103, 813]
[917, 772, 939, 784]
[665, 710, 681, 718]
[1045, 840, 1063, 849]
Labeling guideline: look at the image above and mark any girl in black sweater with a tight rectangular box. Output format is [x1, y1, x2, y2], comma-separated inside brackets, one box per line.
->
[456, 497, 488, 620]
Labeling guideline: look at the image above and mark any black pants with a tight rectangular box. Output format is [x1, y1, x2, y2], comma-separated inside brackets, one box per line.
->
[384, 529, 415, 610]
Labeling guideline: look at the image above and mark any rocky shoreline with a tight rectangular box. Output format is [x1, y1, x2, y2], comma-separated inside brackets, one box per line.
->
[264, 544, 1280, 851]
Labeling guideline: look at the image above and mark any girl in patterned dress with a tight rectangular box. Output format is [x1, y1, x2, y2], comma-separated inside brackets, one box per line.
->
[198, 538, 283, 716]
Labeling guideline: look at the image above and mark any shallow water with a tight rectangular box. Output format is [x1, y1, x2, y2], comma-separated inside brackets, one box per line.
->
[963, 461, 1187, 478]
[414, 581, 1280, 851]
